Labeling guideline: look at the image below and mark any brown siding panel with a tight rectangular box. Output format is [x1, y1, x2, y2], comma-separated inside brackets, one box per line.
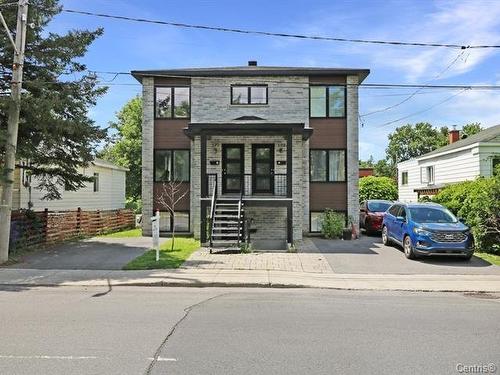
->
[309, 183, 347, 211]
[154, 120, 190, 148]
[153, 182, 190, 211]
[309, 118, 347, 148]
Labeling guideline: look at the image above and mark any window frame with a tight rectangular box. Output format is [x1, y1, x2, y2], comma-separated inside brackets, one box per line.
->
[420, 166, 434, 185]
[158, 210, 190, 233]
[154, 86, 191, 119]
[401, 171, 408, 186]
[154, 149, 191, 182]
[309, 85, 347, 119]
[309, 149, 347, 183]
[309, 210, 347, 233]
[230, 84, 269, 105]
[93, 172, 99, 192]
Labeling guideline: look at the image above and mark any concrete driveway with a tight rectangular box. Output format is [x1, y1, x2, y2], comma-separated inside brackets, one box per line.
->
[7, 237, 166, 270]
[310, 235, 500, 275]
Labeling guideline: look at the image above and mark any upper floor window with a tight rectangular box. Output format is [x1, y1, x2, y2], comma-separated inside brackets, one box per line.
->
[401, 171, 408, 185]
[154, 150, 190, 182]
[310, 85, 345, 118]
[231, 85, 268, 105]
[155, 87, 190, 118]
[420, 166, 434, 185]
[310, 149, 346, 182]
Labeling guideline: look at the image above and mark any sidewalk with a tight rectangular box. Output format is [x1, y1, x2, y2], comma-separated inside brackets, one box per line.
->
[1, 268, 500, 292]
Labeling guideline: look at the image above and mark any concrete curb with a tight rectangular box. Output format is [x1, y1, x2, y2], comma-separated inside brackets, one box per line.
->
[2, 268, 500, 292]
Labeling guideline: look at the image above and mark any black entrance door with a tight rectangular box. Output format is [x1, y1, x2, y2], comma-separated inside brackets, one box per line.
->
[222, 144, 244, 194]
[252, 144, 274, 194]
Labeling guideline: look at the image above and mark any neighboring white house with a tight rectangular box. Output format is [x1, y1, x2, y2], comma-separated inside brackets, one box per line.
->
[398, 125, 500, 202]
[7, 158, 128, 211]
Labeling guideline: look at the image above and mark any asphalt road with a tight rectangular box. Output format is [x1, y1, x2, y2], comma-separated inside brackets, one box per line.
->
[312, 235, 500, 275]
[0, 287, 499, 375]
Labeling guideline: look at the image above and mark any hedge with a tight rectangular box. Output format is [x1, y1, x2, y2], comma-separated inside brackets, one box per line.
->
[359, 176, 398, 203]
[432, 175, 500, 254]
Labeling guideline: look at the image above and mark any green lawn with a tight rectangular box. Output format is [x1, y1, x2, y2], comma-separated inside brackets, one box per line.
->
[123, 237, 200, 270]
[98, 228, 142, 238]
[474, 252, 500, 266]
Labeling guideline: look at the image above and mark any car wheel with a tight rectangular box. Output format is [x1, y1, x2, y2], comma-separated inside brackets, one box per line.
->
[382, 226, 391, 246]
[403, 235, 416, 260]
[463, 253, 473, 261]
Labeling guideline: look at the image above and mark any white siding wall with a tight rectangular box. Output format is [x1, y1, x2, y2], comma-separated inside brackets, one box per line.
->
[478, 144, 500, 177]
[398, 147, 481, 202]
[19, 165, 126, 211]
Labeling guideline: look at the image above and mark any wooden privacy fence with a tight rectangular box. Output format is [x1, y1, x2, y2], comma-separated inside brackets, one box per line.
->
[9, 208, 135, 252]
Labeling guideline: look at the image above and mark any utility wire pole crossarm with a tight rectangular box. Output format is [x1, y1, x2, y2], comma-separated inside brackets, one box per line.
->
[0, 0, 29, 263]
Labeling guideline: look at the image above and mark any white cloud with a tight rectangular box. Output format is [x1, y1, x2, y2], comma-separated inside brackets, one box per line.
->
[371, 1, 500, 81]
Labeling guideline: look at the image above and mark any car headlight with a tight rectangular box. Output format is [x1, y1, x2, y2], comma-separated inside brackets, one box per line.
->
[413, 227, 432, 236]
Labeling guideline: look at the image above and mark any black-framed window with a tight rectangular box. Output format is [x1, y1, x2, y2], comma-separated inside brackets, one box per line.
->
[155, 87, 190, 118]
[310, 150, 346, 182]
[93, 173, 99, 192]
[154, 150, 190, 182]
[310, 211, 324, 233]
[401, 171, 408, 185]
[159, 211, 190, 232]
[231, 85, 268, 105]
[310, 85, 346, 118]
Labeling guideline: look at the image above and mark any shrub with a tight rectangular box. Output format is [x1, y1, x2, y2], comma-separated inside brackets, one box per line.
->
[321, 210, 345, 239]
[359, 176, 398, 203]
[125, 198, 142, 214]
[433, 176, 500, 254]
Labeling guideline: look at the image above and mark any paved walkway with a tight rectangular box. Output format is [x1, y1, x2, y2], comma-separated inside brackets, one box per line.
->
[182, 245, 332, 273]
[1, 268, 500, 292]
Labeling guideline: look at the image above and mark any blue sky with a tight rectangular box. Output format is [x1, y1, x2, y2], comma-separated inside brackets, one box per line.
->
[51, 0, 500, 160]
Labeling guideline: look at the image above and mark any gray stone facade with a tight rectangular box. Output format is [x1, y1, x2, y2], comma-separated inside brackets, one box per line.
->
[141, 77, 154, 236]
[191, 76, 309, 126]
[346, 75, 360, 235]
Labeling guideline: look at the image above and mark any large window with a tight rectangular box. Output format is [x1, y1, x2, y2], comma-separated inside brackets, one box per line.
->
[154, 150, 190, 182]
[231, 85, 268, 105]
[310, 150, 346, 182]
[155, 87, 190, 118]
[420, 166, 434, 185]
[310, 85, 345, 118]
[159, 211, 190, 232]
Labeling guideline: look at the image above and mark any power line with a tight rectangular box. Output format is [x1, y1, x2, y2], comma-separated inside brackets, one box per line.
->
[374, 89, 469, 128]
[61, 8, 500, 50]
[360, 49, 468, 117]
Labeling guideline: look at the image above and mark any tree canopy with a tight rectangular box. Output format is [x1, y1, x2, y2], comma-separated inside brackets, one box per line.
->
[0, 0, 107, 200]
[99, 97, 142, 201]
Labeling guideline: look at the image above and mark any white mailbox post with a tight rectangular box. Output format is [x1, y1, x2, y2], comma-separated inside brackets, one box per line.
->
[151, 210, 160, 261]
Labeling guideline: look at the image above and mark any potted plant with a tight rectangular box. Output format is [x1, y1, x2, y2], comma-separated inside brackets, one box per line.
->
[342, 216, 353, 240]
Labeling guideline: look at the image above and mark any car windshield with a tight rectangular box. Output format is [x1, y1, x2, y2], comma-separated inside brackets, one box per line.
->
[409, 207, 458, 224]
[367, 202, 391, 212]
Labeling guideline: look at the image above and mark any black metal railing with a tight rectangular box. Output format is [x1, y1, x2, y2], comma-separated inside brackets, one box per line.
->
[204, 173, 288, 197]
[207, 173, 217, 248]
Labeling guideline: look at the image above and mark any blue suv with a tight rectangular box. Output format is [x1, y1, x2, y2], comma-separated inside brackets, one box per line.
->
[382, 202, 474, 260]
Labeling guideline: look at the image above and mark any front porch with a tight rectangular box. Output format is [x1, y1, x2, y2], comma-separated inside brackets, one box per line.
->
[186, 122, 312, 247]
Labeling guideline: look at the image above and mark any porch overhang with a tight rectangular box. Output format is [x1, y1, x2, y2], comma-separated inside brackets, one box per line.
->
[184, 122, 313, 140]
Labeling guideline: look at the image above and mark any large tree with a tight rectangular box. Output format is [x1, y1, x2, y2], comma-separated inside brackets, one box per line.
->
[99, 97, 142, 201]
[0, 0, 107, 200]
[385, 122, 448, 167]
[461, 123, 483, 138]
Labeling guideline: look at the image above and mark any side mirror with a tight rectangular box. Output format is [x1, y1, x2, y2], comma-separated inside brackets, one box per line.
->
[396, 216, 405, 222]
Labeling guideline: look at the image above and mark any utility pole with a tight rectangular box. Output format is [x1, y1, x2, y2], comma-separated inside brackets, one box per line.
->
[0, 0, 29, 263]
